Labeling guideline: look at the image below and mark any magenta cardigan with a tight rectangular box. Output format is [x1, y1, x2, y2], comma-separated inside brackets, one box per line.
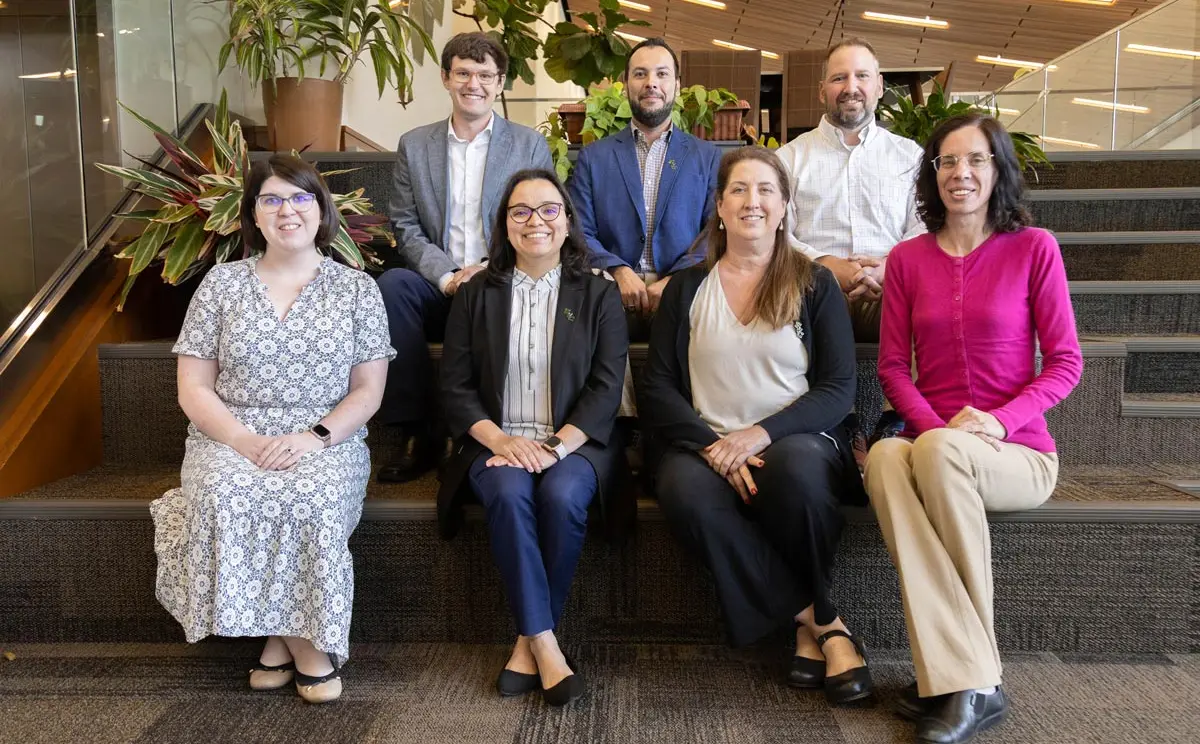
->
[878, 227, 1083, 453]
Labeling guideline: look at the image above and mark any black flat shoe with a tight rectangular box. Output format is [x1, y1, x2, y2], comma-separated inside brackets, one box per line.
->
[788, 620, 826, 689]
[815, 629, 874, 705]
[378, 433, 433, 483]
[895, 681, 946, 722]
[497, 668, 540, 697]
[542, 657, 585, 707]
[917, 687, 1008, 744]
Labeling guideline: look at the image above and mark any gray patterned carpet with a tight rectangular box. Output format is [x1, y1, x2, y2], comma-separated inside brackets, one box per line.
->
[0, 642, 1196, 744]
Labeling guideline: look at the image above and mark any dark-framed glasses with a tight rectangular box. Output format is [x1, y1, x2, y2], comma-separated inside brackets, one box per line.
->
[508, 202, 564, 223]
[932, 152, 995, 171]
[450, 69, 499, 85]
[256, 192, 317, 213]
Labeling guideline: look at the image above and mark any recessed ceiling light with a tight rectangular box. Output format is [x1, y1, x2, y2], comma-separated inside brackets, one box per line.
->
[682, 0, 726, 8]
[1125, 43, 1200, 60]
[618, 1, 651, 10]
[18, 69, 77, 80]
[994, 107, 1020, 116]
[1041, 135, 1101, 149]
[712, 39, 779, 60]
[615, 31, 647, 43]
[1071, 97, 1149, 114]
[976, 54, 1058, 70]
[862, 11, 949, 29]
[1060, 0, 1116, 5]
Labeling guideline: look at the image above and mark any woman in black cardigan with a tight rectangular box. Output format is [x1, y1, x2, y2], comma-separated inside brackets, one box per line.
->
[640, 146, 871, 705]
[439, 169, 628, 706]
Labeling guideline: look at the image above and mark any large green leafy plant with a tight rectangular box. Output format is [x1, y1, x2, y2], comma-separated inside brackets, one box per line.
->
[96, 93, 393, 309]
[878, 84, 1050, 174]
[220, 0, 438, 102]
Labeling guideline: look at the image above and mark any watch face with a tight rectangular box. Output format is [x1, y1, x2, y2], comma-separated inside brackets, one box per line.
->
[312, 424, 331, 437]
[544, 436, 563, 448]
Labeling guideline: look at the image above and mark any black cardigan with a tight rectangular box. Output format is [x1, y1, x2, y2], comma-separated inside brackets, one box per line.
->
[638, 262, 867, 504]
[437, 270, 630, 538]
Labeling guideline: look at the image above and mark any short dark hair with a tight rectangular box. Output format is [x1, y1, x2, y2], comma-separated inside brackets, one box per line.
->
[624, 37, 679, 79]
[823, 36, 878, 77]
[240, 154, 338, 254]
[441, 32, 508, 77]
[486, 169, 589, 282]
[915, 113, 1033, 234]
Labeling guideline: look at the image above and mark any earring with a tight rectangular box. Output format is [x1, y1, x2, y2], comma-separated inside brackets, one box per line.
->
[718, 220, 725, 230]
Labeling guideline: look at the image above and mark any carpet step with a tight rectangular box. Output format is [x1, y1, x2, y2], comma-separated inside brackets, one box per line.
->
[1028, 188, 1200, 233]
[1106, 336, 1200, 394]
[1026, 153, 1200, 190]
[1058, 232, 1200, 281]
[1122, 394, 1200, 418]
[3, 465, 1198, 653]
[1071, 282, 1200, 335]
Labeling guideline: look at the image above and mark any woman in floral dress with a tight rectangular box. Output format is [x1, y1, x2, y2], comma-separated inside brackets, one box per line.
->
[151, 154, 394, 704]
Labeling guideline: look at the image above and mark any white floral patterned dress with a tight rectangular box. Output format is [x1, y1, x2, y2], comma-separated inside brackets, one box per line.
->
[151, 256, 395, 664]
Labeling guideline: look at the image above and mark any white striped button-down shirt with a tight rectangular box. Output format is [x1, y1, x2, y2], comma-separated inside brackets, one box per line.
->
[777, 116, 926, 261]
[501, 266, 561, 441]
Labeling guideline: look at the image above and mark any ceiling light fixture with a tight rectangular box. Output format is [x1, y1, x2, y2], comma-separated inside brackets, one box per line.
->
[1060, 0, 1116, 5]
[1041, 135, 1101, 150]
[712, 39, 779, 60]
[862, 11, 949, 29]
[18, 68, 77, 80]
[994, 107, 1020, 116]
[618, 0, 651, 10]
[976, 54, 1057, 70]
[1125, 43, 1200, 60]
[615, 31, 647, 43]
[681, 0, 726, 9]
[1071, 97, 1149, 114]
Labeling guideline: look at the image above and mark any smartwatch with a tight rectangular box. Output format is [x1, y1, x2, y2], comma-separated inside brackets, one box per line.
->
[310, 423, 332, 448]
[541, 435, 568, 462]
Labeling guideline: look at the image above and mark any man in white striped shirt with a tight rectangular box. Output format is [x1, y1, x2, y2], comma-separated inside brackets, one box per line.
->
[777, 37, 925, 344]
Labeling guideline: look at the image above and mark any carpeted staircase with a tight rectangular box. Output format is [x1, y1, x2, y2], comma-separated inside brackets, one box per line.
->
[2, 152, 1199, 663]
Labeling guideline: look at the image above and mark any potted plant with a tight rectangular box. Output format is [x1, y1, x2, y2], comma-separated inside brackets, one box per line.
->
[95, 91, 393, 308]
[219, 0, 437, 152]
[879, 84, 1050, 175]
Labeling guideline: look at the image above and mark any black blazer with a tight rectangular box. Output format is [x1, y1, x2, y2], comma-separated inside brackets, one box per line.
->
[638, 262, 867, 505]
[438, 270, 630, 538]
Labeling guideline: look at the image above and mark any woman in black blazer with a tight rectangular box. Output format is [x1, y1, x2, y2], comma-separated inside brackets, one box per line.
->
[439, 169, 628, 706]
[639, 146, 872, 705]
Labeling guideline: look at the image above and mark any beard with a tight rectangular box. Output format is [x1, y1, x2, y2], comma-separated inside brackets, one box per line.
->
[827, 94, 874, 130]
[630, 92, 675, 128]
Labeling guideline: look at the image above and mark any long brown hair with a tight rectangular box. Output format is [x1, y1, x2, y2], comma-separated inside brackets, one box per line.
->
[702, 146, 813, 329]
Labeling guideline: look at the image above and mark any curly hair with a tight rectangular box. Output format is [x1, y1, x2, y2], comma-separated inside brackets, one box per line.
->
[485, 169, 590, 283]
[915, 113, 1033, 234]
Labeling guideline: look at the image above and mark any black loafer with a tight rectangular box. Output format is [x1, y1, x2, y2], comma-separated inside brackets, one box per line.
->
[496, 668, 540, 697]
[542, 656, 585, 707]
[815, 629, 874, 705]
[918, 687, 1008, 744]
[378, 433, 432, 483]
[787, 656, 826, 689]
[895, 681, 945, 722]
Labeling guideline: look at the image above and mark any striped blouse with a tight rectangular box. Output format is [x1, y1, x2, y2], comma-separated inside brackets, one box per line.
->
[501, 266, 561, 441]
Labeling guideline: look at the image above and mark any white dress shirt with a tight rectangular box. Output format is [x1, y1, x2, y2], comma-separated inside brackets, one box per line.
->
[687, 269, 809, 436]
[777, 115, 925, 261]
[501, 266, 561, 441]
[439, 113, 494, 293]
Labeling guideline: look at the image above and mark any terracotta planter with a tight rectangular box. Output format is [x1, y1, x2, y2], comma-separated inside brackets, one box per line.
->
[263, 77, 344, 152]
[692, 100, 751, 141]
[557, 102, 587, 145]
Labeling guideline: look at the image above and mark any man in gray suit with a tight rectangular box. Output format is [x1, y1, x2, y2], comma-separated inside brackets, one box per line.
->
[377, 32, 553, 482]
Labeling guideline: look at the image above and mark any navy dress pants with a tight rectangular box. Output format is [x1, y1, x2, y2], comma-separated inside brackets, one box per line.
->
[468, 452, 598, 636]
[376, 268, 452, 426]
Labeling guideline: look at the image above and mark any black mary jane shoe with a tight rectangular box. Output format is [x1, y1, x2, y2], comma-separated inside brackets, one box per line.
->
[787, 622, 825, 689]
[917, 687, 1008, 744]
[496, 667, 541, 697]
[541, 656, 585, 707]
[815, 629, 874, 705]
[895, 681, 946, 722]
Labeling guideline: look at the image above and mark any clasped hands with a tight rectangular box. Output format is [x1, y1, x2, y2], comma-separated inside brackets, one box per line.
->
[702, 425, 771, 504]
[822, 255, 884, 301]
[946, 406, 1007, 451]
[486, 435, 557, 473]
[235, 431, 324, 471]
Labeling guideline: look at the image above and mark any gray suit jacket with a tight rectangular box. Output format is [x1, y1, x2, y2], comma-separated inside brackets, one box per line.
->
[389, 115, 554, 286]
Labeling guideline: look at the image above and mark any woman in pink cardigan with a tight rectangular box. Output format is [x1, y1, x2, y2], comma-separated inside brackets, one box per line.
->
[864, 114, 1082, 744]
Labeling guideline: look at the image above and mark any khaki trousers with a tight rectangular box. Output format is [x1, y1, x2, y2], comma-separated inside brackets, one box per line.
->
[864, 429, 1058, 696]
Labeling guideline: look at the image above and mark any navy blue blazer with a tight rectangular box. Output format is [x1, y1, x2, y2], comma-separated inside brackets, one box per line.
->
[568, 127, 722, 275]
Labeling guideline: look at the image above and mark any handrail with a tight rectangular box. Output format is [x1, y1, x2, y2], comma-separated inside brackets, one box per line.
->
[0, 103, 214, 378]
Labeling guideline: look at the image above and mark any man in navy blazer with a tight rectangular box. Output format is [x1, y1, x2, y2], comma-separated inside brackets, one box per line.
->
[568, 38, 722, 330]
[376, 33, 553, 481]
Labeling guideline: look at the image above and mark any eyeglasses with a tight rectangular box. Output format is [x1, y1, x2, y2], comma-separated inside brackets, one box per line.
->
[255, 192, 317, 212]
[932, 152, 995, 171]
[507, 202, 563, 223]
[450, 69, 499, 85]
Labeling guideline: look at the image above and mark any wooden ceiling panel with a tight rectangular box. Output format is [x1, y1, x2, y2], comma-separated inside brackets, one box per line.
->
[569, 0, 1174, 89]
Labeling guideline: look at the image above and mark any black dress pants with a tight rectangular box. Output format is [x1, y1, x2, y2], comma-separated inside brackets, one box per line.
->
[656, 432, 847, 646]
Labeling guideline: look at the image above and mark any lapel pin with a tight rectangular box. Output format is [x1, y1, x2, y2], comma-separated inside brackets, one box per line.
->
[792, 319, 804, 340]
[668, 159, 677, 171]
[563, 308, 576, 322]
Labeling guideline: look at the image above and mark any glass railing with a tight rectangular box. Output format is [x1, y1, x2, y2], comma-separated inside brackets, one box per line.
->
[985, 0, 1199, 152]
